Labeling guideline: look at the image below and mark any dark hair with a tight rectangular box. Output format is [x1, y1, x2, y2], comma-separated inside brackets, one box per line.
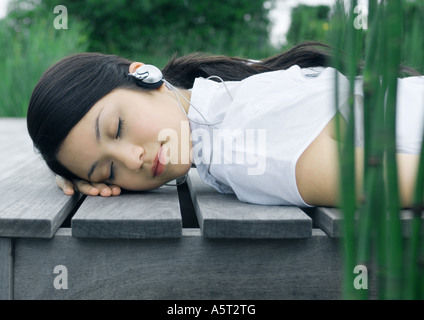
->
[162, 41, 332, 89]
[27, 41, 332, 180]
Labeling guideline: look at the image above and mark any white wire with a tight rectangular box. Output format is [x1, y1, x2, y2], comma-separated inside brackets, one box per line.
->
[163, 77, 233, 127]
[206, 75, 234, 101]
[163, 77, 234, 182]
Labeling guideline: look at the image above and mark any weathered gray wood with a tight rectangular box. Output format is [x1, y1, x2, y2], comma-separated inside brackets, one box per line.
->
[311, 207, 424, 238]
[0, 118, 82, 238]
[13, 228, 344, 300]
[0, 118, 39, 181]
[309, 207, 343, 238]
[71, 187, 182, 238]
[0, 238, 13, 300]
[187, 169, 312, 238]
[0, 158, 82, 238]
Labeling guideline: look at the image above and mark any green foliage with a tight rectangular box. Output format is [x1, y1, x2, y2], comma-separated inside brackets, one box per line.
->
[7, 0, 277, 66]
[286, 5, 331, 46]
[286, 1, 423, 74]
[1, 0, 277, 117]
[0, 17, 89, 117]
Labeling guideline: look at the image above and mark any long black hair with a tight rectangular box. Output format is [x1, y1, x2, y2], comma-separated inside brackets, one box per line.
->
[27, 41, 332, 180]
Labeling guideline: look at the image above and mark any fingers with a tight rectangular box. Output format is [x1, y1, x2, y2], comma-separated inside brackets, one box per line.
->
[109, 185, 122, 196]
[91, 182, 122, 197]
[56, 175, 122, 197]
[55, 175, 75, 196]
[73, 179, 101, 196]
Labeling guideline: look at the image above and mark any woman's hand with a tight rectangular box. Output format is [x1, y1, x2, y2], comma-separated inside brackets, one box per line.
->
[55, 175, 121, 197]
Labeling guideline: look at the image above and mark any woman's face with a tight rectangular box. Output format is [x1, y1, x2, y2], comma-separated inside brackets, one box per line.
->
[57, 85, 192, 191]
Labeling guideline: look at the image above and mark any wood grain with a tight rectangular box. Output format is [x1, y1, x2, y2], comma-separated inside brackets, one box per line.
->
[310, 207, 424, 238]
[0, 238, 12, 300]
[0, 118, 39, 181]
[187, 169, 312, 238]
[0, 154, 82, 238]
[12, 229, 344, 299]
[71, 187, 182, 238]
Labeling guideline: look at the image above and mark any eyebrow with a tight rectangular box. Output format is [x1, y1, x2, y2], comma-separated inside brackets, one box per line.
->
[87, 109, 103, 180]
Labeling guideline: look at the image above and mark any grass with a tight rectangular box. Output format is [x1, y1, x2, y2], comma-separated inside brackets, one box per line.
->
[0, 17, 89, 117]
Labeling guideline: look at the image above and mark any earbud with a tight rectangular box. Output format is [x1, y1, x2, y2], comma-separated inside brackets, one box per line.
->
[129, 64, 164, 89]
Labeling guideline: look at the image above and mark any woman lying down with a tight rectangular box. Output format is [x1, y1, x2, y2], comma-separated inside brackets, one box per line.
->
[27, 42, 424, 208]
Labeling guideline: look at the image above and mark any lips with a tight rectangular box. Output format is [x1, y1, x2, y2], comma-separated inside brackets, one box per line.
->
[152, 145, 166, 177]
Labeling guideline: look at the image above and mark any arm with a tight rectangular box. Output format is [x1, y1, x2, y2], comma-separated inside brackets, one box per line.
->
[55, 175, 121, 197]
[296, 117, 420, 208]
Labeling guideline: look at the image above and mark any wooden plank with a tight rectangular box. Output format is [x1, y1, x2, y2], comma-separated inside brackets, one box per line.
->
[13, 228, 345, 299]
[0, 238, 13, 300]
[0, 117, 81, 238]
[71, 186, 182, 238]
[308, 207, 343, 238]
[310, 207, 424, 238]
[0, 118, 39, 181]
[186, 168, 312, 238]
[0, 158, 82, 238]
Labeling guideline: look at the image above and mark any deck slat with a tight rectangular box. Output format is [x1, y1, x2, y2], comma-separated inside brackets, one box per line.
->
[0, 118, 39, 181]
[71, 187, 182, 238]
[0, 158, 82, 238]
[187, 168, 312, 238]
[0, 118, 82, 238]
[311, 207, 424, 238]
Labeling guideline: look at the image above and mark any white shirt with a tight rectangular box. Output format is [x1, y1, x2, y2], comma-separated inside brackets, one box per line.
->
[188, 65, 424, 207]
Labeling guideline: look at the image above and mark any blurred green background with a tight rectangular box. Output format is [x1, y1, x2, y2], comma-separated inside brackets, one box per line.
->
[0, 0, 423, 117]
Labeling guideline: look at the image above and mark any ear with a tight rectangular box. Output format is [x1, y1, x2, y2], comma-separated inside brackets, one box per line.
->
[129, 62, 144, 74]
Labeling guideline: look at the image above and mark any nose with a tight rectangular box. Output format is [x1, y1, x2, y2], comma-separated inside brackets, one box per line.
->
[113, 143, 144, 171]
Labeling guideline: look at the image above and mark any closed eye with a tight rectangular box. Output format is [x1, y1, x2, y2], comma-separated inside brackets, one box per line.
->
[109, 162, 116, 181]
[116, 118, 125, 139]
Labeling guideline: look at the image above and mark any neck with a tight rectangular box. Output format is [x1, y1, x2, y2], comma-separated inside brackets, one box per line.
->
[178, 89, 192, 114]
[165, 85, 191, 115]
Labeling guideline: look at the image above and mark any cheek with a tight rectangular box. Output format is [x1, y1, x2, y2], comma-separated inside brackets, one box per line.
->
[57, 134, 98, 179]
[129, 110, 170, 141]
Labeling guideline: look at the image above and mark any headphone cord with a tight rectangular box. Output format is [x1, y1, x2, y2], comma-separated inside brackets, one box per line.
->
[163, 76, 233, 127]
[162, 76, 234, 187]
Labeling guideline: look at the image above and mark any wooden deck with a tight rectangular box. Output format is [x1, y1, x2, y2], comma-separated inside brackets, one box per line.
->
[0, 118, 420, 300]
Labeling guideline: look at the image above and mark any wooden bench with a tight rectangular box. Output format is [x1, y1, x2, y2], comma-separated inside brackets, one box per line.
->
[0, 118, 420, 300]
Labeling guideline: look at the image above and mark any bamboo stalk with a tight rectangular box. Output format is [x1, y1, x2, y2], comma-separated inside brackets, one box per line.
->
[330, 0, 358, 299]
[356, 0, 389, 300]
[344, 0, 365, 299]
[331, 0, 422, 300]
[384, 0, 403, 299]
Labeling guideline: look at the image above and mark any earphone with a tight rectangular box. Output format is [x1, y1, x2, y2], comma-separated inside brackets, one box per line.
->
[128, 64, 233, 127]
[128, 64, 164, 89]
